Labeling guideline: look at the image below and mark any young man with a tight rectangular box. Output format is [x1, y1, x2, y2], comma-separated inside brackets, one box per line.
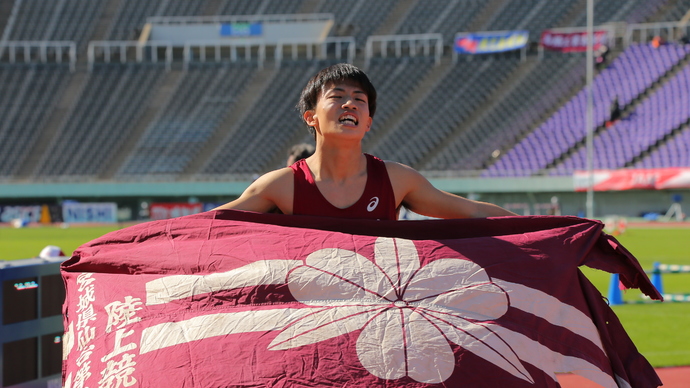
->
[215, 63, 516, 220]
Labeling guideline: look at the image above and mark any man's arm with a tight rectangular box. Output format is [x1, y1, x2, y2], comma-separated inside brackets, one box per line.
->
[386, 162, 517, 219]
[213, 168, 294, 213]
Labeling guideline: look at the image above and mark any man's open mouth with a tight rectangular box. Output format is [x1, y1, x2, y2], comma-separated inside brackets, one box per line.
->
[339, 114, 358, 125]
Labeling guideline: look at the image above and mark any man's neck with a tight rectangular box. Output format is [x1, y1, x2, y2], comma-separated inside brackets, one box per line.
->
[307, 143, 366, 184]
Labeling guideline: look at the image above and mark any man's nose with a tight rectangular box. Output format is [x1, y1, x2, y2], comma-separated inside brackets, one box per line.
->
[342, 98, 357, 109]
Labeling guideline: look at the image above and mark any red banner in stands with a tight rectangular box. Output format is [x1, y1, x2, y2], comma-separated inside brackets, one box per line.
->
[540, 29, 609, 52]
[149, 203, 203, 220]
[573, 168, 690, 191]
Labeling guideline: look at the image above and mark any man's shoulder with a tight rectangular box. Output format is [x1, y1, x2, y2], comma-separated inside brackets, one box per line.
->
[382, 159, 420, 177]
[256, 167, 294, 187]
[382, 159, 429, 189]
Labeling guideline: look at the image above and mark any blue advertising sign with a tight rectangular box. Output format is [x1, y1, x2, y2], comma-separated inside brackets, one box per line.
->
[454, 30, 528, 54]
[220, 23, 263, 37]
[0, 205, 41, 223]
[62, 202, 117, 223]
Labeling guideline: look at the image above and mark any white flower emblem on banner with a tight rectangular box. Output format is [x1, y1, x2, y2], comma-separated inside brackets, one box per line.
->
[270, 237, 533, 384]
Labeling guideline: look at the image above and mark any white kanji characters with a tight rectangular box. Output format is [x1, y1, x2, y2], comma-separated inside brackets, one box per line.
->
[76, 284, 96, 313]
[76, 345, 95, 367]
[76, 304, 97, 330]
[77, 326, 96, 351]
[72, 362, 93, 388]
[76, 273, 95, 292]
[101, 328, 137, 363]
[104, 296, 143, 333]
[98, 353, 137, 388]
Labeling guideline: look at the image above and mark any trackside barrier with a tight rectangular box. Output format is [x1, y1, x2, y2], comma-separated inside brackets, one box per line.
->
[608, 262, 690, 305]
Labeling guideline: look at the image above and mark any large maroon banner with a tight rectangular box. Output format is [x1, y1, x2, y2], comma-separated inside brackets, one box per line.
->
[61, 211, 661, 387]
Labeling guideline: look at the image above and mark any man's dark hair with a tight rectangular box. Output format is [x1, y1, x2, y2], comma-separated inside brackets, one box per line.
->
[286, 143, 315, 166]
[297, 63, 377, 136]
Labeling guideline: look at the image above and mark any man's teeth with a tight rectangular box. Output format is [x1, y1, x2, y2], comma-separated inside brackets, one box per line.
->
[340, 116, 357, 124]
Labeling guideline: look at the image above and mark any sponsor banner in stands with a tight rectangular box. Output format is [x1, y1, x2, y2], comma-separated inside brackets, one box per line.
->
[150, 203, 203, 220]
[574, 168, 690, 191]
[540, 29, 609, 52]
[63, 202, 118, 223]
[0, 205, 42, 223]
[454, 30, 528, 54]
[220, 23, 262, 37]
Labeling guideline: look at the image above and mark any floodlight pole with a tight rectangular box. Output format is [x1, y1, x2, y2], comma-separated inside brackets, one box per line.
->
[585, 0, 595, 218]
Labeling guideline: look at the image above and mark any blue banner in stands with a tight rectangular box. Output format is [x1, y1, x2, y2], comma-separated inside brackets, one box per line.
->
[62, 202, 117, 223]
[0, 205, 42, 223]
[454, 30, 528, 54]
[220, 23, 263, 37]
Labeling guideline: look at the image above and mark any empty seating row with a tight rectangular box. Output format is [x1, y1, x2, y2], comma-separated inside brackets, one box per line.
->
[485, 43, 690, 177]
[34, 63, 165, 179]
[117, 62, 257, 177]
[426, 52, 585, 172]
[552, 63, 690, 174]
[370, 54, 521, 168]
[0, 64, 71, 179]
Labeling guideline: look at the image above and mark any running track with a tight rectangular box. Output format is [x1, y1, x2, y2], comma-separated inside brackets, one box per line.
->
[557, 366, 690, 387]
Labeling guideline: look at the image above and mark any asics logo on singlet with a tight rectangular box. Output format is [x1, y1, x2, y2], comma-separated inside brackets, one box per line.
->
[367, 197, 379, 212]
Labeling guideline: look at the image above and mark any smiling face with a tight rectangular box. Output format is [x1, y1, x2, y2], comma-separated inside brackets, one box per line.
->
[297, 64, 377, 140]
[303, 81, 373, 142]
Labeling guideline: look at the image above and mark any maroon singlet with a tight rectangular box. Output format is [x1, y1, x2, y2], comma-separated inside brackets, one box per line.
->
[290, 153, 397, 220]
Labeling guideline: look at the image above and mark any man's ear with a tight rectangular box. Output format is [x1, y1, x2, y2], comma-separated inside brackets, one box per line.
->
[366, 116, 372, 132]
[304, 110, 317, 127]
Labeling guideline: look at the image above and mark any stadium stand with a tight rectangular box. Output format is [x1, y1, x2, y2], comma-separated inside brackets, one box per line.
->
[369, 57, 436, 124]
[425, 52, 586, 173]
[393, 0, 484, 45]
[217, 0, 307, 16]
[1, 0, 690, 184]
[369, 54, 521, 168]
[33, 63, 166, 180]
[7, 0, 104, 48]
[198, 59, 324, 177]
[637, 125, 690, 168]
[555, 62, 690, 173]
[485, 42, 690, 177]
[570, 0, 669, 26]
[657, 0, 690, 22]
[117, 61, 257, 178]
[484, 0, 579, 43]
[316, 0, 396, 46]
[0, 64, 71, 180]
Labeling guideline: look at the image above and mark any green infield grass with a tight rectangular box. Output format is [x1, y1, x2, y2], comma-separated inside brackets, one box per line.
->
[0, 224, 124, 260]
[581, 227, 690, 367]
[1, 223, 689, 367]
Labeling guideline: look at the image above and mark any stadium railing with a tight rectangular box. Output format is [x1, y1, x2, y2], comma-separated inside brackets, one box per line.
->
[87, 40, 173, 71]
[365, 34, 443, 67]
[626, 20, 690, 46]
[0, 41, 76, 71]
[273, 36, 355, 68]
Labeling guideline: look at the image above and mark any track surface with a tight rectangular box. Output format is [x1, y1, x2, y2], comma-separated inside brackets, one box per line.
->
[557, 366, 690, 387]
